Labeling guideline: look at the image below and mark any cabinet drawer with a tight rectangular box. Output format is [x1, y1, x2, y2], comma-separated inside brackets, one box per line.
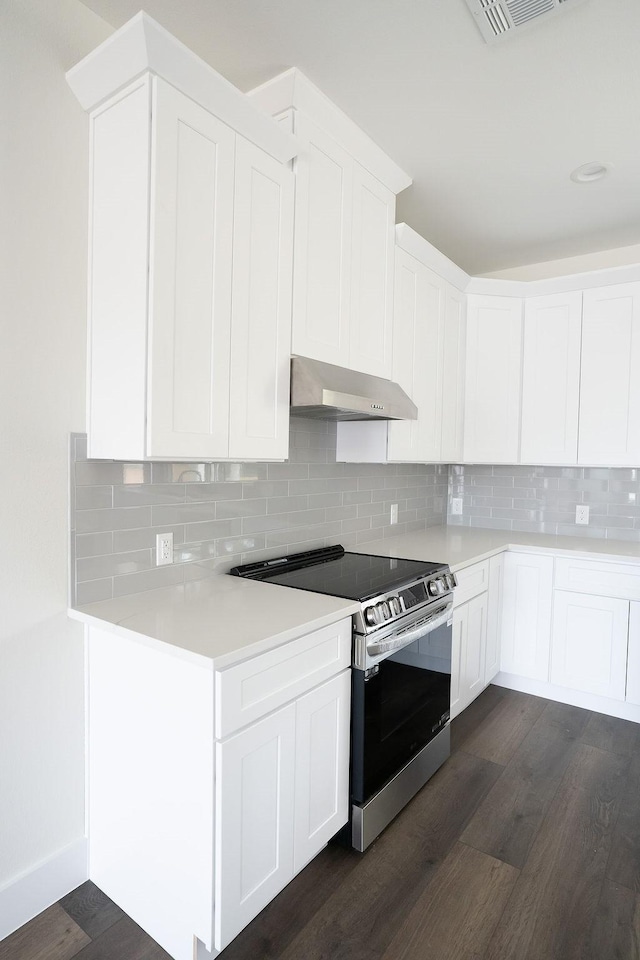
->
[555, 557, 640, 601]
[453, 560, 489, 607]
[215, 618, 351, 737]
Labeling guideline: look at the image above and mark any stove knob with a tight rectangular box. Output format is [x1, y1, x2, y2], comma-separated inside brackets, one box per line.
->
[379, 601, 391, 620]
[446, 573, 457, 590]
[428, 579, 440, 596]
[389, 596, 402, 616]
[365, 606, 379, 627]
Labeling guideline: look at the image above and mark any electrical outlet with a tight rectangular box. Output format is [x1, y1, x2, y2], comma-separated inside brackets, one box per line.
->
[451, 498, 463, 516]
[390, 503, 398, 525]
[156, 532, 174, 566]
[575, 505, 590, 526]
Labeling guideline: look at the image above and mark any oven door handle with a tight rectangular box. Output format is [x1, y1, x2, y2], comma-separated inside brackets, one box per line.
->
[365, 599, 454, 659]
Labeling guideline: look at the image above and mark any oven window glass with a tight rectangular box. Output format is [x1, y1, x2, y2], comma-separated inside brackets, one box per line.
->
[351, 621, 451, 805]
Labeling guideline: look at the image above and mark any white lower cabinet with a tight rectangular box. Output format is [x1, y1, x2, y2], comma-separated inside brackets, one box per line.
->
[214, 668, 350, 951]
[500, 553, 554, 681]
[87, 617, 351, 960]
[451, 592, 487, 720]
[215, 704, 297, 950]
[485, 553, 505, 685]
[627, 603, 640, 706]
[550, 591, 629, 701]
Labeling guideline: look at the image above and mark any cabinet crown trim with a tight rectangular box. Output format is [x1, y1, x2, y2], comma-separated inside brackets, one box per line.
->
[66, 11, 298, 164]
[248, 67, 412, 195]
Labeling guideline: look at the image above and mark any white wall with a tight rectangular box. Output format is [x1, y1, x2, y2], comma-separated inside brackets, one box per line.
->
[0, 0, 111, 934]
[481, 242, 640, 281]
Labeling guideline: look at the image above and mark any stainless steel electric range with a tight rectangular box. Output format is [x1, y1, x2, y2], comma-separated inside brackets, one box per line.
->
[231, 544, 456, 851]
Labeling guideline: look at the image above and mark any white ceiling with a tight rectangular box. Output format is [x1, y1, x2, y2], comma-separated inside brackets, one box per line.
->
[78, 0, 640, 274]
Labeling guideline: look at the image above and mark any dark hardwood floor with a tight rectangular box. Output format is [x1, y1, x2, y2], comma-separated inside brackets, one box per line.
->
[3, 686, 639, 960]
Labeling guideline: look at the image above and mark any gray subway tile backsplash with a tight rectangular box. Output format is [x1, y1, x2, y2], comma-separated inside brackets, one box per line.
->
[69, 421, 447, 603]
[449, 464, 640, 543]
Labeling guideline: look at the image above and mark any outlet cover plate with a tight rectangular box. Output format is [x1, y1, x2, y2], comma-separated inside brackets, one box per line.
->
[575, 505, 590, 526]
[156, 532, 174, 565]
[451, 498, 463, 516]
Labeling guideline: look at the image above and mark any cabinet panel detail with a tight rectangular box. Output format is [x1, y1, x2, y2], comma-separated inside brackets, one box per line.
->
[463, 295, 523, 463]
[501, 553, 554, 681]
[294, 671, 350, 870]
[148, 76, 235, 459]
[485, 553, 505, 684]
[291, 114, 352, 365]
[579, 282, 640, 465]
[520, 292, 582, 464]
[627, 602, 640, 705]
[229, 137, 294, 459]
[349, 164, 395, 377]
[215, 618, 351, 738]
[551, 591, 628, 700]
[215, 705, 296, 950]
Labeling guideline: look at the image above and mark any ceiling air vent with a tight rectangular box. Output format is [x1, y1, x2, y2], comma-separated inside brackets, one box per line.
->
[465, 0, 586, 42]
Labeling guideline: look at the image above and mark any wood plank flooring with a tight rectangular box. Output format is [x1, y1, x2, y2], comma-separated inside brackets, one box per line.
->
[3, 686, 639, 960]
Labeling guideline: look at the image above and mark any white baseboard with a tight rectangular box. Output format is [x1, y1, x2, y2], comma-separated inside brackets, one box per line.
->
[0, 837, 88, 941]
[494, 672, 640, 723]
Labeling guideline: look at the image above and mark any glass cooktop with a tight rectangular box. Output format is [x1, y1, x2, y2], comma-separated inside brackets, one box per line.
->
[230, 545, 445, 602]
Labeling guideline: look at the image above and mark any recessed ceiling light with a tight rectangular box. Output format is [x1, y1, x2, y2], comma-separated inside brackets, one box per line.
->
[570, 162, 612, 184]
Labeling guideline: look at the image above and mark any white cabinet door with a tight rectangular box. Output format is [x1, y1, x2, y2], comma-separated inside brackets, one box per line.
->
[578, 282, 640, 465]
[228, 137, 294, 460]
[627, 603, 640, 705]
[520, 292, 582, 465]
[387, 251, 443, 462]
[215, 704, 296, 951]
[349, 163, 395, 378]
[148, 77, 236, 459]
[440, 284, 466, 463]
[485, 553, 505, 684]
[294, 671, 350, 871]
[290, 114, 352, 367]
[464, 592, 488, 705]
[463, 295, 523, 463]
[551, 591, 629, 700]
[451, 593, 487, 719]
[450, 609, 465, 720]
[501, 553, 554, 681]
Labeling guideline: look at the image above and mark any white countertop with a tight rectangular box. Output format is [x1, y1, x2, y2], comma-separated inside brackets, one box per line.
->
[70, 575, 359, 668]
[71, 525, 640, 666]
[361, 525, 640, 571]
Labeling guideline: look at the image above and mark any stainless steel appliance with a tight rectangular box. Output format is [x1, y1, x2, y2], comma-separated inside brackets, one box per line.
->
[289, 356, 418, 421]
[230, 544, 456, 851]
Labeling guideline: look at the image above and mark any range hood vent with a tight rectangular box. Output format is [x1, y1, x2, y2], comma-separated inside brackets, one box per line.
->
[464, 0, 586, 42]
[290, 357, 418, 422]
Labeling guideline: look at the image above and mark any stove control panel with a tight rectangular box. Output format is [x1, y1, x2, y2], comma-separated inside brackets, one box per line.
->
[359, 570, 457, 634]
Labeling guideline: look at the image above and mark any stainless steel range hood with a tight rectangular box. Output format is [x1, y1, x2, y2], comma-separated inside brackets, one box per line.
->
[290, 356, 418, 421]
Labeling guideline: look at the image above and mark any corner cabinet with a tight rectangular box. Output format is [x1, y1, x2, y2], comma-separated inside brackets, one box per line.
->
[80, 72, 294, 461]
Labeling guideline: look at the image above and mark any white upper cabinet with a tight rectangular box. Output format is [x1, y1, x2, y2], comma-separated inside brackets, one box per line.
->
[387, 250, 443, 462]
[147, 78, 236, 460]
[349, 163, 395, 377]
[520, 292, 582, 465]
[464, 295, 523, 463]
[228, 138, 294, 460]
[290, 114, 352, 367]
[248, 69, 411, 380]
[440, 284, 466, 462]
[578, 282, 640, 465]
[68, 16, 297, 461]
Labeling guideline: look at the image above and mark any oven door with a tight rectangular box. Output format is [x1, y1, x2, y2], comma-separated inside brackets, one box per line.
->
[351, 615, 452, 806]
